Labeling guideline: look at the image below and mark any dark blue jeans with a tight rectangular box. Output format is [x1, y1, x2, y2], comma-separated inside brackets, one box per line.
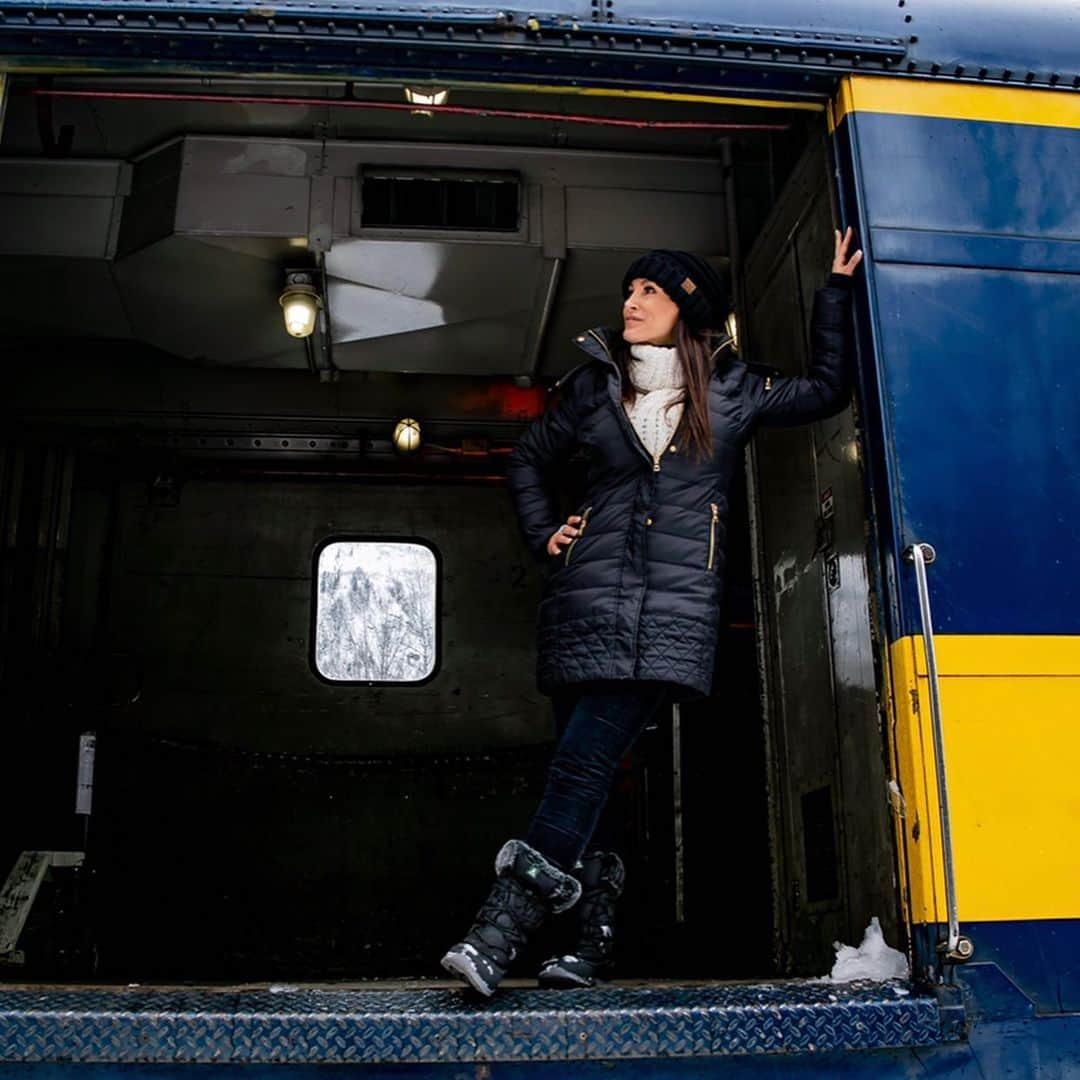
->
[524, 682, 671, 871]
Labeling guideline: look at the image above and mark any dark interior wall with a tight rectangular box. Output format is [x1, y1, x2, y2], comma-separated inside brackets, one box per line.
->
[98, 476, 546, 755]
[3, 455, 561, 979]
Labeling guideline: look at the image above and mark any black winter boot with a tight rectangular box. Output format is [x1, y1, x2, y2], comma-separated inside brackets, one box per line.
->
[441, 839, 582, 996]
[537, 850, 625, 988]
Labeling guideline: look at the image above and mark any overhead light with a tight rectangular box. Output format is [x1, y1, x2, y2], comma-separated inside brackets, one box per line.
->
[279, 270, 322, 339]
[393, 418, 423, 453]
[404, 86, 449, 116]
[724, 310, 739, 353]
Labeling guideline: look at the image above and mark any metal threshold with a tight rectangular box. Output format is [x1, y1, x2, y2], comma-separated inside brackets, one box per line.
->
[0, 979, 950, 1063]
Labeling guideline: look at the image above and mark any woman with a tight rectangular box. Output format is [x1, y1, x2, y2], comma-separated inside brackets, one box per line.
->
[442, 229, 863, 996]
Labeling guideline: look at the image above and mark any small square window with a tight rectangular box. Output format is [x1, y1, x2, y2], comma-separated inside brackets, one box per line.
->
[313, 540, 438, 684]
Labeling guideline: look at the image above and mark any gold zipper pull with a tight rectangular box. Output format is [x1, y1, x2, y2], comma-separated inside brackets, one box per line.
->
[707, 503, 719, 571]
[652, 456, 661, 473]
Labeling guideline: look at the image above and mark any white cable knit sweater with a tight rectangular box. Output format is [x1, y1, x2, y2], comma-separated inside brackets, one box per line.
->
[624, 343, 685, 459]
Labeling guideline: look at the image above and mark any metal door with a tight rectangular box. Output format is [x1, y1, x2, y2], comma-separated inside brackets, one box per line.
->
[740, 130, 897, 974]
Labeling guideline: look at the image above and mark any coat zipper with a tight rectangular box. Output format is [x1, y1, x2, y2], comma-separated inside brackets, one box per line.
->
[586, 329, 663, 473]
[564, 505, 593, 565]
[707, 503, 719, 571]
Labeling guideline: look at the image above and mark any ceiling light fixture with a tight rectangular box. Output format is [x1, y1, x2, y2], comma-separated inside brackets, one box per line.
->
[279, 270, 322, 339]
[404, 86, 449, 116]
[393, 418, 423, 453]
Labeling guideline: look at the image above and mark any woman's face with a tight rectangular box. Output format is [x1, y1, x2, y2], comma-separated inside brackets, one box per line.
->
[622, 278, 680, 346]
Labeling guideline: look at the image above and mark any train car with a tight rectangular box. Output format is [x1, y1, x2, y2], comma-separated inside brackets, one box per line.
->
[0, 0, 1077, 1074]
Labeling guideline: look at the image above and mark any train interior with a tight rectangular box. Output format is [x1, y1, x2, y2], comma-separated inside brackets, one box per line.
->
[0, 75, 898, 987]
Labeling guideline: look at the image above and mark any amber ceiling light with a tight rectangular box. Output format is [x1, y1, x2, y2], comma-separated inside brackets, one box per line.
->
[279, 270, 322, 339]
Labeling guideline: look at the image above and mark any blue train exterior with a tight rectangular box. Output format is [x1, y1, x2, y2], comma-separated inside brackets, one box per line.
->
[0, 0, 1077, 1075]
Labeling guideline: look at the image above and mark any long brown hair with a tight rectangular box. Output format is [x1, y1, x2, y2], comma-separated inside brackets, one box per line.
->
[615, 320, 731, 462]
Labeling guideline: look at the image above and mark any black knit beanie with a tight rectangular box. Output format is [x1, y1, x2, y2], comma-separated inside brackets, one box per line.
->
[621, 250, 730, 331]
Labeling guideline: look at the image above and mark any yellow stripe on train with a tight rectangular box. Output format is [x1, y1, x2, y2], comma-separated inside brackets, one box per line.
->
[831, 75, 1080, 131]
[888, 634, 1080, 925]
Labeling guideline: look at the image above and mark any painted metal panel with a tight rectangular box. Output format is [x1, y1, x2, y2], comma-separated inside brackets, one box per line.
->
[874, 262, 1079, 636]
[856, 113, 1080, 240]
[834, 98, 1080, 640]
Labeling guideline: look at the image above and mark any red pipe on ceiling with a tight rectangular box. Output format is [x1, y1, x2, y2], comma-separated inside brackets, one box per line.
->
[23, 88, 791, 131]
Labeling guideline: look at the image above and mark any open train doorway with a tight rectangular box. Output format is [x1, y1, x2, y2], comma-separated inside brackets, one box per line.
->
[0, 77, 896, 985]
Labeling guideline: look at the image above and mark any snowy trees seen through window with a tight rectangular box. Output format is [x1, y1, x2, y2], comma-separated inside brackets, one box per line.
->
[315, 541, 437, 682]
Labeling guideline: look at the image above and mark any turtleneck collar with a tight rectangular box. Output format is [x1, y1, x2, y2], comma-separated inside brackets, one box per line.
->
[627, 342, 685, 394]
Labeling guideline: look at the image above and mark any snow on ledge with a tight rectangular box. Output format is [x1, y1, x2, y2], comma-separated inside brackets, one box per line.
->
[817, 917, 910, 984]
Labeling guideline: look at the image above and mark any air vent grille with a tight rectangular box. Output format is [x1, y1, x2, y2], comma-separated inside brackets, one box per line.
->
[360, 169, 520, 231]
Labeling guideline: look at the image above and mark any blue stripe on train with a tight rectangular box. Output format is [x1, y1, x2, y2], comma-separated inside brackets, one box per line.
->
[833, 110, 1080, 640]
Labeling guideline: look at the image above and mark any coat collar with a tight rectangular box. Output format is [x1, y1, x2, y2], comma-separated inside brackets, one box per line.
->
[566, 326, 735, 377]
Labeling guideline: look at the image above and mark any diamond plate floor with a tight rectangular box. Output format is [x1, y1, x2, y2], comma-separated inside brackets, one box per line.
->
[0, 980, 944, 1063]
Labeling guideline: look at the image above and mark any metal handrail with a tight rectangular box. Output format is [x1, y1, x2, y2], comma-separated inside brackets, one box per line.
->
[903, 542, 973, 962]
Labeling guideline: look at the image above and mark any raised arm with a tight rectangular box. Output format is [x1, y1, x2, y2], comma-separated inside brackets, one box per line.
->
[749, 228, 863, 428]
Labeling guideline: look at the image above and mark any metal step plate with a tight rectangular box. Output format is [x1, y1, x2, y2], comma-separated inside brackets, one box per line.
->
[0, 981, 943, 1063]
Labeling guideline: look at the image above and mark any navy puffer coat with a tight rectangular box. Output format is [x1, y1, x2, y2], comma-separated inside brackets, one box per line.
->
[507, 278, 853, 699]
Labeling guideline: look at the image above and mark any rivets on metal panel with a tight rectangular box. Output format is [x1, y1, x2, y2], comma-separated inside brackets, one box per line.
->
[474, 26, 482, 37]
[852, 54, 861, 66]
[798, 49, 807, 61]
[825, 51, 835, 62]
[744, 45, 753, 57]
[386, 22, 395, 34]
[207, 15, 215, 28]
